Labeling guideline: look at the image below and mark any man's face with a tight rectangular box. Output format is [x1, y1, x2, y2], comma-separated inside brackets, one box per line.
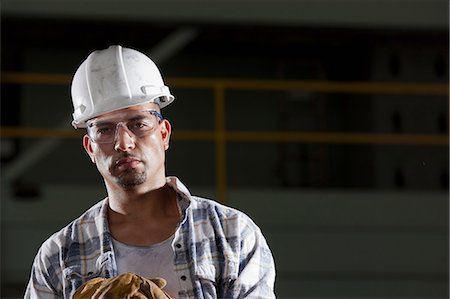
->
[83, 103, 171, 190]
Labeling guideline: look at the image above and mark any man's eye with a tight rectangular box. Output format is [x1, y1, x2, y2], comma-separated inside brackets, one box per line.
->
[131, 120, 151, 130]
[96, 127, 113, 135]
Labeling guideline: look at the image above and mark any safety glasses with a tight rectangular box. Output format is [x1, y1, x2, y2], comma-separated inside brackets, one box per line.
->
[86, 110, 163, 144]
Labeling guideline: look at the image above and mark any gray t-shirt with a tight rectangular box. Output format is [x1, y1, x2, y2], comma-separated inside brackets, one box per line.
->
[112, 235, 180, 298]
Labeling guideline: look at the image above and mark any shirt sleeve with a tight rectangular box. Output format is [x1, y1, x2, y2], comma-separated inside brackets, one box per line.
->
[225, 220, 277, 299]
[24, 243, 64, 299]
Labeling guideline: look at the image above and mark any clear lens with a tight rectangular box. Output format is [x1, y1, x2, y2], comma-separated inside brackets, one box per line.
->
[87, 110, 162, 143]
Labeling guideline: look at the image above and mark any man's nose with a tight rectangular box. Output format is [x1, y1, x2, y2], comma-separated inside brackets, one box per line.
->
[114, 124, 136, 152]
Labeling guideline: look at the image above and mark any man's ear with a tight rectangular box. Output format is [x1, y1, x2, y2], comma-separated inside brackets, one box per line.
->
[160, 119, 172, 150]
[83, 134, 96, 163]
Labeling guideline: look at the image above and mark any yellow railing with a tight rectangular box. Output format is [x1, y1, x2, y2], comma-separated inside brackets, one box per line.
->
[2, 71, 448, 95]
[1, 71, 449, 202]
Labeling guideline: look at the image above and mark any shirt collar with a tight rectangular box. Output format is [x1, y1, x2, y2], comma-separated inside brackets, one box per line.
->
[100, 176, 193, 232]
[165, 176, 192, 218]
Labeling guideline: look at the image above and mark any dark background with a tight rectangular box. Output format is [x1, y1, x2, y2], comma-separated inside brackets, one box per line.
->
[1, 1, 448, 298]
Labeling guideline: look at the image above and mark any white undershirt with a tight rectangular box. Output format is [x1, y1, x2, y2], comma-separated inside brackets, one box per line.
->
[112, 235, 180, 298]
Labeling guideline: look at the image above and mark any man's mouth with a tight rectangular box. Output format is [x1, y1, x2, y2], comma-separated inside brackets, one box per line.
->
[115, 156, 142, 169]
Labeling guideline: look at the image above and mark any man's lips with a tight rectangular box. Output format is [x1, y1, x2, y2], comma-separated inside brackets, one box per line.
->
[114, 157, 142, 169]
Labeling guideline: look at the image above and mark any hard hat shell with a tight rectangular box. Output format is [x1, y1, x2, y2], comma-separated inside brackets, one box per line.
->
[71, 45, 174, 128]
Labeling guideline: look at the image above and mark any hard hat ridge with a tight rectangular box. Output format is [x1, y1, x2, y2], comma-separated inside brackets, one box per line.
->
[70, 45, 175, 128]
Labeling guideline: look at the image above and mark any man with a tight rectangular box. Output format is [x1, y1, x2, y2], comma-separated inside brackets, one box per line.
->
[25, 45, 276, 299]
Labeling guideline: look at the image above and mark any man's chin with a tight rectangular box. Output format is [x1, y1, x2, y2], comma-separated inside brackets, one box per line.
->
[115, 171, 146, 188]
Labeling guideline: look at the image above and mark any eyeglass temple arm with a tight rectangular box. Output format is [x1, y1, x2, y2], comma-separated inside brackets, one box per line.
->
[144, 110, 164, 121]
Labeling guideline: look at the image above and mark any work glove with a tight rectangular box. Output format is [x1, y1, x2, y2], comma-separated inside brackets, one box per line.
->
[72, 272, 174, 299]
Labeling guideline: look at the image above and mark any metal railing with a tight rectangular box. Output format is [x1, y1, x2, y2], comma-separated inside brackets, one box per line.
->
[1, 71, 448, 202]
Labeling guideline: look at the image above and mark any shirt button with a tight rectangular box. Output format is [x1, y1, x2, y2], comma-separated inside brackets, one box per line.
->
[180, 275, 187, 281]
[176, 243, 182, 249]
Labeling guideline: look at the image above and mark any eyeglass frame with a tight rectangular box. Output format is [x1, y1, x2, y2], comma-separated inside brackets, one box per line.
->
[86, 109, 164, 144]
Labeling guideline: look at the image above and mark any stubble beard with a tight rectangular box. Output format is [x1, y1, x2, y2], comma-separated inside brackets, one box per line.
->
[115, 169, 147, 189]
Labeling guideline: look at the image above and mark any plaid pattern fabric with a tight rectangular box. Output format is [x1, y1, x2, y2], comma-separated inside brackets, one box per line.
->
[24, 177, 276, 299]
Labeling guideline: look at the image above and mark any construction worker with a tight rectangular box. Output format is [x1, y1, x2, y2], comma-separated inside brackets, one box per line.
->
[24, 45, 276, 299]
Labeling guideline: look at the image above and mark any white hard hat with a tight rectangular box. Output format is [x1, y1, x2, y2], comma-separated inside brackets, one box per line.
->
[70, 45, 175, 128]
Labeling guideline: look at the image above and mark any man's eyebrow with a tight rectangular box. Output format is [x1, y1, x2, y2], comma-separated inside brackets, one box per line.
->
[89, 114, 149, 127]
[128, 114, 148, 121]
[88, 120, 115, 127]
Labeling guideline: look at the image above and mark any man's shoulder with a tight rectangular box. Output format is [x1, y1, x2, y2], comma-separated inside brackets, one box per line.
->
[189, 195, 258, 228]
[190, 195, 240, 214]
[40, 199, 106, 253]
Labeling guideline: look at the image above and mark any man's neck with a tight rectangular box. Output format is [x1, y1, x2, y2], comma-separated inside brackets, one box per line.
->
[106, 182, 181, 246]
[107, 180, 177, 217]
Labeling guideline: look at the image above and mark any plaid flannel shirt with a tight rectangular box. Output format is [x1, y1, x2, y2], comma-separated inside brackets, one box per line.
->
[25, 177, 276, 298]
